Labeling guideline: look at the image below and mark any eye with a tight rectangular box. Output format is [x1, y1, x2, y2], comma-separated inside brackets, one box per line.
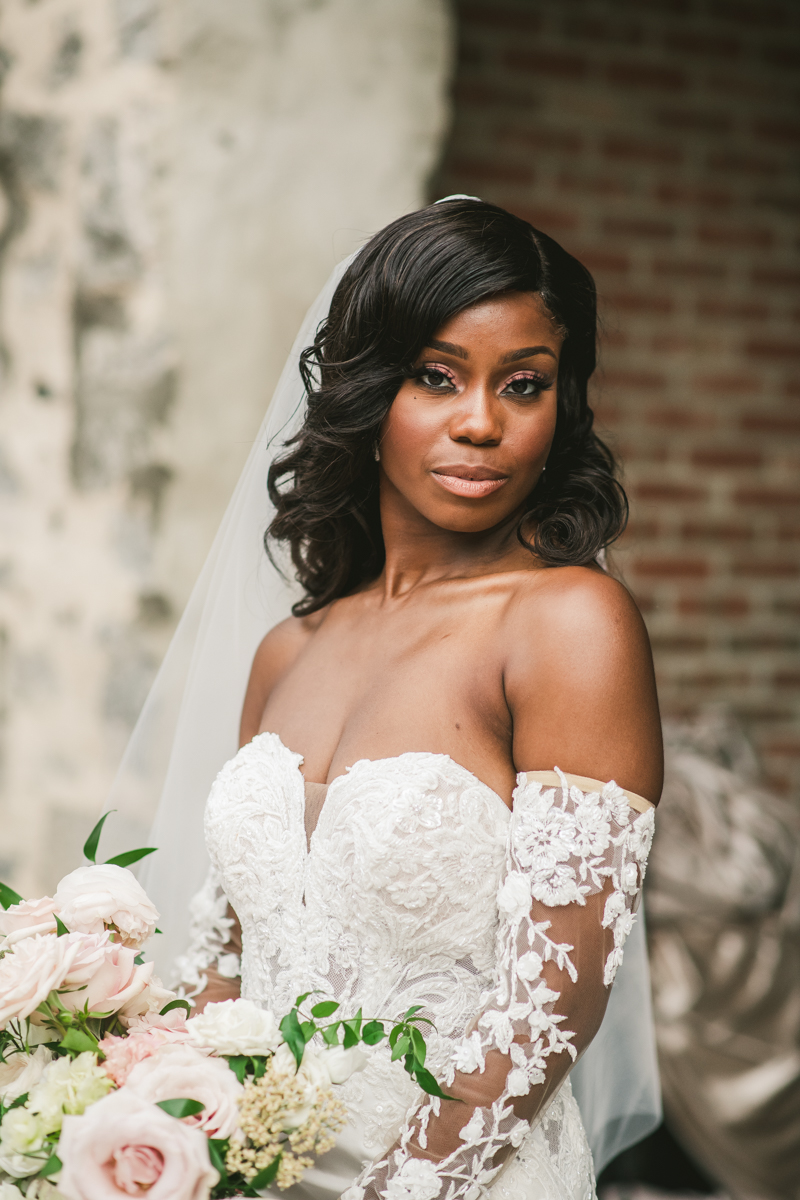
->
[417, 366, 455, 391]
[502, 373, 550, 398]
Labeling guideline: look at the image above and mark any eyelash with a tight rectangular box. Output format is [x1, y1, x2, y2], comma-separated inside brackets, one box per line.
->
[414, 365, 551, 399]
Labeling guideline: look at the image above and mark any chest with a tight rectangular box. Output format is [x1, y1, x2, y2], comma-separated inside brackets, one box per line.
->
[260, 593, 515, 797]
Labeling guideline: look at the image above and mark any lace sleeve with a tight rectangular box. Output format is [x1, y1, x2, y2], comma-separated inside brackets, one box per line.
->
[346, 768, 655, 1200]
[172, 866, 242, 997]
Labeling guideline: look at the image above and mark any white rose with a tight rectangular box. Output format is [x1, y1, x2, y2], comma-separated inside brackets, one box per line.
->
[0, 899, 59, 949]
[186, 998, 282, 1056]
[116, 974, 175, 1027]
[385, 1156, 441, 1200]
[319, 1044, 369, 1084]
[270, 1043, 331, 1130]
[54, 865, 158, 951]
[27, 1052, 112, 1133]
[496, 871, 531, 921]
[125, 1044, 243, 1139]
[0, 1108, 49, 1177]
[0, 1046, 53, 1104]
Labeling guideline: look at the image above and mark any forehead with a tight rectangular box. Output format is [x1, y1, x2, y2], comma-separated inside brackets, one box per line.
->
[430, 292, 564, 354]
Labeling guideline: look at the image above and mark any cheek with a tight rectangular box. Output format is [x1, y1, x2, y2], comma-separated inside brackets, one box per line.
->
[380, 389, 441, 462]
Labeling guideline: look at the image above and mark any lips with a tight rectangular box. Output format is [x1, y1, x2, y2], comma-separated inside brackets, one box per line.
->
[431, 465, 509, 499]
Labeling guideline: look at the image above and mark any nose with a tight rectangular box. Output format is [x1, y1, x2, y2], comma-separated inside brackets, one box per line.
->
[448, 383, 503, 446]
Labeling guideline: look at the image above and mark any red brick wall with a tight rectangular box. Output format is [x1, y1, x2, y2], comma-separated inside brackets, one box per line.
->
[433, 0, 800, 796]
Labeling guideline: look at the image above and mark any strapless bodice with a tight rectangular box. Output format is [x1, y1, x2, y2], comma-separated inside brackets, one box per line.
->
[204, 732, 510, 1055]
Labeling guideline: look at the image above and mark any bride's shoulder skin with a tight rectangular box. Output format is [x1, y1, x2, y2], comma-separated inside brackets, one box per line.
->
[239, 610, 325, 746]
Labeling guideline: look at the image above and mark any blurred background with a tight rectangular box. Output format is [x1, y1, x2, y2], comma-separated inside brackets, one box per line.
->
[0, 1, 798, 1197]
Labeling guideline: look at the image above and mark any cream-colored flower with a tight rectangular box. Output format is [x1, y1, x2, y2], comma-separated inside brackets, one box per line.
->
[54, 865, 158, 951]
[319, 1044, 369, 1084]
[27, 1052, 113, 1133]
[385, 1156, 441, 1200]
[57, 1087, 218, 1200]
[125, 1044, 243, 1139]
[271, 1043, 331, 1130]
[116, 975, 177, 1027]
[186, 998, 282, 1057]
[0, 1045, 53, 1104]
[496, 871, 531, 921]
[0, 1181, 25, 1199]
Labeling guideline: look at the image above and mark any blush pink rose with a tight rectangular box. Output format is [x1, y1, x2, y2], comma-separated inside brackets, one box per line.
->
[99, 1023, 191, 1088]
[55, 865, 159, 951]
[57, 1088, 218, 1200]
[0, 898, 58, 948]
[125, 1044, 243, 1139]
[0, 933, 109, 1027]
[116, 976, 179, 1028]
[60, 943, 153, 1017]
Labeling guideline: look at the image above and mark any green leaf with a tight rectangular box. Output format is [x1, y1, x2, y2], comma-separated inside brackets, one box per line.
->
[293, 991, 313, 1007]
[299, 1020, 316, 1043]
[104, 847, 157, 869]
[7, 1092, 28, 1110]
[403, 1004, 424, 1021]
[208, 1138, 229, 1184]
[250, 1055, 267, 1080]
[388, 1025, 402, 1049]
[0, 881, 23, 909]
[227, 1056, 248, 1084]
[361, 1020, 385, 1046]
[55, 915, 69, 937]
[83, 811, 115, 863]
[412, 1065, 460, 1102]
[321, 1023, 340, 1045]
[250, 1154, 281, 1190]
[279, 1009, 305, 1070]
[59, 1027, 99, 1054]
[409, 1026, 427, 1067]
[156, 1098, 205, 1119]
[154, 927, 163, 935]
[390, 1035, 410, 1062]
[310, 1000, 339, 1019]
[342, 1022, 359, 1049]
[40, 1152, 62, 1177]
[134, 953, 145, 965]
[160, 998, 191, 1017]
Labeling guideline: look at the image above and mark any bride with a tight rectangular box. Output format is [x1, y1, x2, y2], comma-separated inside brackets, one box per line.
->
[124, 198, 662, 1199]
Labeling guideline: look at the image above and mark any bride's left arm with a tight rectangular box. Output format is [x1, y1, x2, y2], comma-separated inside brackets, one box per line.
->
[348, 569, 663, 1200]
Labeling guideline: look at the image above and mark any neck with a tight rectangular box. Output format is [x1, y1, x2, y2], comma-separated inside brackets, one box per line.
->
[375, 477, 532, 601]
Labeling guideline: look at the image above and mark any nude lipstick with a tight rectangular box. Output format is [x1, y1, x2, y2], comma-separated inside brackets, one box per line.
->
[431, 465, 508, 498]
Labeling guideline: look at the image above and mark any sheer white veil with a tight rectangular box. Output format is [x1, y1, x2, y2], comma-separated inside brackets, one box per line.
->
[108, 231, 660, 1174]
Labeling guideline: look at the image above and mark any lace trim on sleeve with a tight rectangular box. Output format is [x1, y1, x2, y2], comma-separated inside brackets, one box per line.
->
[345, 768, 655, 1200]
[172, 866, 240, 995]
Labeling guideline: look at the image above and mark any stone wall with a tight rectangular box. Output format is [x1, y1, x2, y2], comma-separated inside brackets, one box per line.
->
[435, 0, 800, 798]
[0, 0, 453, 892]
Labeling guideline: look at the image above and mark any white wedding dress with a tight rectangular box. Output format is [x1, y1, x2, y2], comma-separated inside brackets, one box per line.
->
[178, 732, 655, 1200]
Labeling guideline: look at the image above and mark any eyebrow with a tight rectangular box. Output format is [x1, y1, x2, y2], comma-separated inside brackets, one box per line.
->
[426, 339, 558, 363]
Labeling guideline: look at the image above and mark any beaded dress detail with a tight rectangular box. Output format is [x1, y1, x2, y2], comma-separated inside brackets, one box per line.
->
[179, 733, 654, 1200]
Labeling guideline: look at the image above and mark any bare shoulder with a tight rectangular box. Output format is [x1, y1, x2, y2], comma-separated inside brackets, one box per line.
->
[503, 565, 663, 802]
[239, 609, 326, 746]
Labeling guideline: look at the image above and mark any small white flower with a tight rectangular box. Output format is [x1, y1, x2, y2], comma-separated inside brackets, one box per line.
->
[496, 872, 531, 921]
[0, 1107, 47, 1157]
[621, 862, 640, 893]
[516, 951, 543, 982]
[453, 1031, 485, 1075]
[270, 1043, 332, 1130]
[506, 1067, 529, 1097]
[385, 1156, 441, 1200]
[186, 997, 282, 1056]
[458, 1109, 484, 1143]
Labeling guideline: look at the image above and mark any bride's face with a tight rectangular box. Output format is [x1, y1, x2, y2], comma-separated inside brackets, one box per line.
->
[379, 291, 563, 535]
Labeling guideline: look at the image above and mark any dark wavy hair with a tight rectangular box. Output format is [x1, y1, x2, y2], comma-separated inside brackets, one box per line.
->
[267, 199, 627, 615]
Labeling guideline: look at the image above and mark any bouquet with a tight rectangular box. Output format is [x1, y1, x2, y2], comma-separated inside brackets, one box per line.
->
[0, 815, 447, 1200]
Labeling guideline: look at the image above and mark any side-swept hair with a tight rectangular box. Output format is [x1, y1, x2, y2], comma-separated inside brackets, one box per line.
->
[267, 199, 627, 615]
